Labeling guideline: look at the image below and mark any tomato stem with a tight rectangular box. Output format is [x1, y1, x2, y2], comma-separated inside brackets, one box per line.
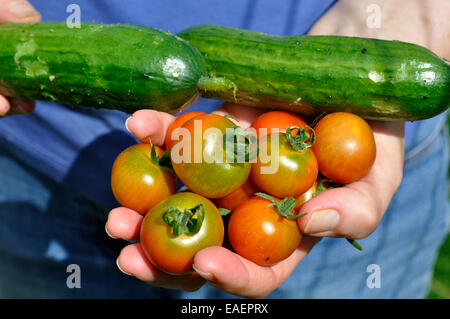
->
[150, 143, 175, 175]
[162, 204, 205, 236]
[286, 126, 316, 152]
[255, 192, 307, 220]
[347, 238, 364, 251]
[223, 125, 258, 162]
[197, 76, 238, 101]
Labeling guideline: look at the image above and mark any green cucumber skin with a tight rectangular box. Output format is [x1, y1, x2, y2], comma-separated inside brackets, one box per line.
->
[179, 25, 450, 121]
[0, 22, 207, 113]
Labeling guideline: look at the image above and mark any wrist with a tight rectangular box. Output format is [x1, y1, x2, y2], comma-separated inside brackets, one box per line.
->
[312, 0, 449, 59]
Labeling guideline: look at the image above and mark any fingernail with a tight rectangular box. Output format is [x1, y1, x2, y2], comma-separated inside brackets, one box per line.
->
[125, 116, 132, 134]
[105, 224, 117, 239]
[192, 264, 215, 282]
[304, 209, 340, 234]
[116, 258, 132, 276]
[8, 0, 39, 18]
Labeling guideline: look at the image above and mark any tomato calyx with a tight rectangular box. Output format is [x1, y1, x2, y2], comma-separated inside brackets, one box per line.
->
[150, 144, 175, 175]
[162, 204, 205, 236]
[223, 125, 258, 162]
[255, 192, 307, 220]
[286, 126, 316, 152]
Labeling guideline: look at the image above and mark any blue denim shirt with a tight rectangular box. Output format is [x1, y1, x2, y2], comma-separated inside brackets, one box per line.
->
[0, 0, 447, 298]
[0, 0, 341, 207]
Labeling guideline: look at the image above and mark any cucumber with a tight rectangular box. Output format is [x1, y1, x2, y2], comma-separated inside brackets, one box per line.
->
[178, 25, 450, 121]
[1, 23, 448, 120]
[0, 22, 207, 113]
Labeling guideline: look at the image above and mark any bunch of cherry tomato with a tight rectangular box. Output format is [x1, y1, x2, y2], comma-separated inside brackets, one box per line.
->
[111, 110, 376, 275]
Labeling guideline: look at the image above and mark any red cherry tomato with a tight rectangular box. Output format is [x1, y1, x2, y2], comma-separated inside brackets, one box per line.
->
[213, 178, 261, 212]
[250, 111, 307, 140]
[312, 112, 376, 184]
[111, 143, 178, 215]
[228, 195, 303, 266]
[140, 192, 224, 275]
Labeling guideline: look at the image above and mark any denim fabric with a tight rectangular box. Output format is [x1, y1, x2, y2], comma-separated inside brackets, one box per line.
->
[0, 0, 337, 207]
[0, 146, 172, 298]
[0, 113, 447, 298]
[0, 0, 447, 299]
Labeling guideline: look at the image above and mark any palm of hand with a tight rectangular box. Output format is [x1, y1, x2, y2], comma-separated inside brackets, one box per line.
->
[107, 104, 319, 298]
[106, 100, 404, 298]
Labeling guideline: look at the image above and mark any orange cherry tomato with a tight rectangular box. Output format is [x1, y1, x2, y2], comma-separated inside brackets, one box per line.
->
[228, 195, 303, 266]
[312, 112, 376, 184]
[213, 178, 261, 211]
[111, 143, 177, 215]
[164, 111, 205, 150]
[250, 111, 307, 140]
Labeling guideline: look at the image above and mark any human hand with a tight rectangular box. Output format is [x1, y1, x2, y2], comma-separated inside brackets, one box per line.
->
[106, 101, 402, 298]
[106, 105, 320, 298]
[0, 0, 40, 116]
[105, 0, 446, 298]
[297, 0, 448, 239]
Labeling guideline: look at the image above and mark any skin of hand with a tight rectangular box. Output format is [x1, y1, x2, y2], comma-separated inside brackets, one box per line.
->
[0, 0, 41, 116]
[105, 0, 447, 298]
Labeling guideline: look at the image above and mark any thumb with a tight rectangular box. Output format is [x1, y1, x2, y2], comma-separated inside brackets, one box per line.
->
[297, 185, 382, 239]
[0, 0, 41, 23]
[193, 237, 319, 298]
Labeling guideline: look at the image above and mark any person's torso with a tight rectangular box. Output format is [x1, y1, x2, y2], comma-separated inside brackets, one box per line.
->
[0, 0, 426, 207]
